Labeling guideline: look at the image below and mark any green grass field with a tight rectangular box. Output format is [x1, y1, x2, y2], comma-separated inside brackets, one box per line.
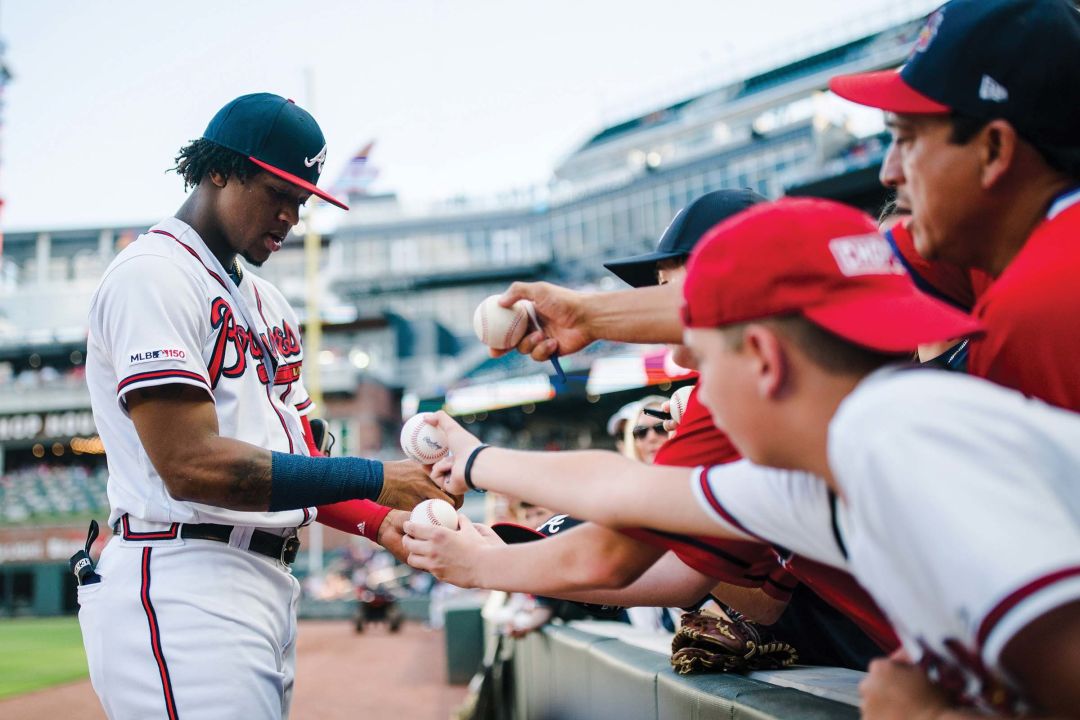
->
[0, 616, 89, 699]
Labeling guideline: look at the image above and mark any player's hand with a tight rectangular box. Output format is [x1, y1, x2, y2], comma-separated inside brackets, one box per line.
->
[497, 281, 594, 362]
[402, 514, 487, 587]
[425, 411, 483, 496]
[374, 509, 410, 563]
[858, 654, 950, 720]
[377, 459, 458, 511]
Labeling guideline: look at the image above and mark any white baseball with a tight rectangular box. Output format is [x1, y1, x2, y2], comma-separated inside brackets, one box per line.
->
[669, 386, 694, 425]
[400, 413, 449, 464]
[472, 295, 531, 350]
[410, 499, 460, 530]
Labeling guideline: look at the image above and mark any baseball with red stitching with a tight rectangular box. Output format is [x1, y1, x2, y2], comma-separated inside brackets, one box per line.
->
[669, 386, 694, 425]
[409, 499, 459, 530]
[399, 413, 449, 464]
[472, 294, 530, 350]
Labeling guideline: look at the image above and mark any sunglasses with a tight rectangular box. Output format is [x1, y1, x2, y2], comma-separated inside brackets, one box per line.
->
[632, 423, 667, 440]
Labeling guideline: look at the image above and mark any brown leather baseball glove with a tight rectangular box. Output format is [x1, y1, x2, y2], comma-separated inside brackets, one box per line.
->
[670, 609, 798, 675]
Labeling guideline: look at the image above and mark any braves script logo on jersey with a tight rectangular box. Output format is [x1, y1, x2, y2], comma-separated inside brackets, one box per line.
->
[129, 348, 187, 365]
[208, 297, 301, 387]
[304, 145, 327, 175]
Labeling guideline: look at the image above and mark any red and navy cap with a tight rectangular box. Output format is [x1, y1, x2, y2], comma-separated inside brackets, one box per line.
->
[830, 0, 1080, 150]
[681, 198, 983, 353]
[203, 92, 349, 210]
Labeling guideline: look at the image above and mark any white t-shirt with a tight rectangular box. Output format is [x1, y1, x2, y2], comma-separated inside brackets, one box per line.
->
[86, 217, 315, 529]
[691, 367, 1080, 712]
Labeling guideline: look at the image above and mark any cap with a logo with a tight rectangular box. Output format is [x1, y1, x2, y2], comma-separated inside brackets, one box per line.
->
[203, 92, 348, 210]
[829, 0, 1080, 149]
[491, 513, 583, 544]
[604, 189, 766, 288]
[681, 198, 983, 353]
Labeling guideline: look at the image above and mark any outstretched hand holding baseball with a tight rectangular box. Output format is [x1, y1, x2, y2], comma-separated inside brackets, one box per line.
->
[402, 516, 502, 587]
[425, 411, 484, 495]
[496, 281, 593, 362]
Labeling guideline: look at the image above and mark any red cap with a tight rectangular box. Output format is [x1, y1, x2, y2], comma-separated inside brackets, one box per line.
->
[828, 69, 950, 115]
[681, 198, 983, 353]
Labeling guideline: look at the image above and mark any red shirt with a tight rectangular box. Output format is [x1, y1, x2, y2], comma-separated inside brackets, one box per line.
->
[968, 190, 1080, 411]
[885, 222, 993, 312]
[624, 386, 785, 592]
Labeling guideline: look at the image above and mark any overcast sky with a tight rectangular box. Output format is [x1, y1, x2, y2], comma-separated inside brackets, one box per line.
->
[0, 0, 937, 231]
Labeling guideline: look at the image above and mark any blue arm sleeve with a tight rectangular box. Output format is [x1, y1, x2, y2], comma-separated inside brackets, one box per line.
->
[268, 452, 384, 512]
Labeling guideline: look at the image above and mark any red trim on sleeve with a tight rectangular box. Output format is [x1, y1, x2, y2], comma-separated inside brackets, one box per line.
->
[761, 565, 799, 602]
[118, 369, 210, 395]
[698, 468, 756, 538]
[976, 565, 1080, 648]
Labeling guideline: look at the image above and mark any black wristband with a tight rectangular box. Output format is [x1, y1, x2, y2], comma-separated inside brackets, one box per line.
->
[463, 444, 491, 493]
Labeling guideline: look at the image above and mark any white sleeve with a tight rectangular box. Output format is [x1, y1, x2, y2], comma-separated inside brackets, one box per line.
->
[291, 375, 314, 416]
[690, 459, 846, 568]
[91, 254, 213, 411]
[831, 373, 1080, 673]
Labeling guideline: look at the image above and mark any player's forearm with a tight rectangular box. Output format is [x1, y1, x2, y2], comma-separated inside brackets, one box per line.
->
[163, 436, 383, 512]
[584, 283, 683, 344]
[162, 437, 274, 509]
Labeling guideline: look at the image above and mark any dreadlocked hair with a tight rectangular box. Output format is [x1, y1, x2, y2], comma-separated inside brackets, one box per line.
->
[171, 138, 258, 190]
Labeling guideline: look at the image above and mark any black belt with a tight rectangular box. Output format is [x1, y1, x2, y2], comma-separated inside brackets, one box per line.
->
[114, 521, 301, 566]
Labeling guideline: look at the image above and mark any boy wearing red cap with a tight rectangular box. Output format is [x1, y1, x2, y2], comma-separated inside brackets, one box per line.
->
[409, 198, 1080, 717]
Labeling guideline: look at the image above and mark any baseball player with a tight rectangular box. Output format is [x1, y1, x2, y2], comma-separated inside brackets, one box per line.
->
[79, 93, 453, 719]
[830, 0, 1080, 412]
[410, 199, 1080, 717]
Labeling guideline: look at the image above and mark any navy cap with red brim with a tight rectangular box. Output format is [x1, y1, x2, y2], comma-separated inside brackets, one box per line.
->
[203, 92, 349, 211]
[829, 70, 951, 115]
[250, 157, 349, 210]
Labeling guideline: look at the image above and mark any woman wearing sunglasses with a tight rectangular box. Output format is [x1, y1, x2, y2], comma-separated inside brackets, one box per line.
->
[622, 396, 671, 465]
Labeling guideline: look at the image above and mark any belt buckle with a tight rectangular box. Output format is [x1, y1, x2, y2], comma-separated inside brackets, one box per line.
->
[280, 532, 301, 566]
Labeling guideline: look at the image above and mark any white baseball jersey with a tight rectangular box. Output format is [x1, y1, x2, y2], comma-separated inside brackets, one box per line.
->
[86, 216, 316, 530]
[690, 367, 1080, 713]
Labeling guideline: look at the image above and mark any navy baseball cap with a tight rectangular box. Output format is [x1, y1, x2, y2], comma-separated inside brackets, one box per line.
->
[604, 189, 766, 287]
[830, 0, 1080, 150]
[491, 513, 583, 543]
[203, 92, 349, 210]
